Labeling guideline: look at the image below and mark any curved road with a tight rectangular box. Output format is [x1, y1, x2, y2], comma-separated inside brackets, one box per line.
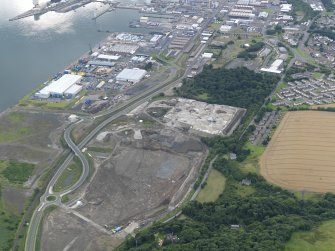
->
[24, 7, 221, 249]
[25, 61, 188, 251]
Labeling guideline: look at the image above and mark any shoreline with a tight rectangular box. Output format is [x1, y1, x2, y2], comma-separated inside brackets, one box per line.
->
[0, 6, 142, 114]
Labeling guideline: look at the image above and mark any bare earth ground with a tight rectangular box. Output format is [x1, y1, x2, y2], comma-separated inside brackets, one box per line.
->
[260, 111, 335, 193]
[41, 115, 206, 251]
[41, 207, 122, 251]
[0, 110, 68, 166]
[0, 109, 69, 214]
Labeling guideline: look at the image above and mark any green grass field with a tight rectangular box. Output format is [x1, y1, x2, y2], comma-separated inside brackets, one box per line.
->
[24, 99, 74, 110]
[275, 82, 288, 93]
[53, 158, 82, 192]
[196, 93, 209, 101]
[0, 112, 31, 144]
[234, 183, 256, 197]
[0, 191, 21, 250]
[261, 7, 273, 13]
[293, 191, 323, 202]
[285, 220, 335, 251]
[211, 34, 264, 68]
[239, 143, 265, 174]
[87, 146, 113, 153]
[209, 23, 221, 30]
[295, 48, 316, 65]
[312, 72, 322, 79]
[0, 160, 35, 184]
[197, 169, 226, 203]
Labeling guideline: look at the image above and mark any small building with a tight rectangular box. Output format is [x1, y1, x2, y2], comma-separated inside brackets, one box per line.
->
[230, 153, 237, 160]
[220, 25, 232, 33]
[116, 68, 147, 83]
[202, 52, 214, 58]
[241, 178, 252, 186]
[258, 11, 268, 19]
[280, 4, 292, 12]
[140, 16, 149, 23]
[197, 17, 204, 24]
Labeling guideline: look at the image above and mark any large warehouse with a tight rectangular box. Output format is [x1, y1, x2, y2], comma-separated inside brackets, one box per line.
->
[35, 74, 82, 99]
[116, 68, 147, 83]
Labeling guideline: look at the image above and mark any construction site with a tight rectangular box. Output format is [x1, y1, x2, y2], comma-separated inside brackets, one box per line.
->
[147, 98, 246, 136]
[40, 107, 207, 250]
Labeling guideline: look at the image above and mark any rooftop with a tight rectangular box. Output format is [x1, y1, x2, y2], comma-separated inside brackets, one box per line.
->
[116, 68, 147, 82]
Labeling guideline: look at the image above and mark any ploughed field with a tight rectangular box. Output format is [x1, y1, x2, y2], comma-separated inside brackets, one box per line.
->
[260, 111, 335, 193]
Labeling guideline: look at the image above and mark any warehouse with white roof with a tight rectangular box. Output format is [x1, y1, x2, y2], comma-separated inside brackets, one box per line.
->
[97, 54, 121, 61]
[35, 74, 82, 99]
[116, 68, 147, 83]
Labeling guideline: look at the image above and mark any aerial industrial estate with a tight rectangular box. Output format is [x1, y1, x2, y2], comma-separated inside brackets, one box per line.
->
[3, 0, 335, 250]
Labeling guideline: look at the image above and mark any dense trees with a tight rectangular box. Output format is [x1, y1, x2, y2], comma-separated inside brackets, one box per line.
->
[237, 42, 265, 60]
[176, 66, 279, 114]
[286, 0, 317, 22]
[117, 66, 335, 251]
[310, 28, 335, 41]
[320, 0, 335, 11]
[119, 155, 335, 251]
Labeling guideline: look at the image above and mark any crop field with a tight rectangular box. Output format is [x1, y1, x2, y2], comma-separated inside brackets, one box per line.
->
[260, 111, 335, 193]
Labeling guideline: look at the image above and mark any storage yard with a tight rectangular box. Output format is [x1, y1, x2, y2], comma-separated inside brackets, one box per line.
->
[148, 98, 246, 136]
[260, 111, 335, 193]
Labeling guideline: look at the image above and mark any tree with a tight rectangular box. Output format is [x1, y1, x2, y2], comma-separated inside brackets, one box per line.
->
[144, 62, 153, 71]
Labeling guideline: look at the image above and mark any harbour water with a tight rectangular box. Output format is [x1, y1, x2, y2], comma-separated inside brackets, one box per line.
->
[0, 0, 142, 112]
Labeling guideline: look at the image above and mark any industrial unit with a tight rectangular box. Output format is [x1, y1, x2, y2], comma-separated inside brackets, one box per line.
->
[116, 68, 147, 83]
[260, 59, 284, 74]
[97, 54, 121, 61]
[35, 74, 82, 99]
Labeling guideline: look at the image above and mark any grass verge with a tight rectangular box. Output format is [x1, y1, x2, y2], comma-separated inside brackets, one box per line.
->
[53, 157, 82, 193]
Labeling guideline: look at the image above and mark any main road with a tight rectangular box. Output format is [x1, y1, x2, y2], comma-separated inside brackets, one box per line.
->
[24, 61, 189, 251]
[24, 6, 222, 249]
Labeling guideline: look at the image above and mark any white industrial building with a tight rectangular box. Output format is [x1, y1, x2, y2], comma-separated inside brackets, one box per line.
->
[280, 4, 292, 12]
[64, 84, 83, 98]
[202, 52, 213, 58]
[140, 16, 149, 23]
[220, 25, 232, 33]
[116, 68, 147, 83]
[97, 54, 121, 61]
[35, 74, 82, 99]
[260, 59, 284, 74]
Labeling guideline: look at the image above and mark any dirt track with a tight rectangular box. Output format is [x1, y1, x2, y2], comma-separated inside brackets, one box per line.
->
[260, 111, 335, 193]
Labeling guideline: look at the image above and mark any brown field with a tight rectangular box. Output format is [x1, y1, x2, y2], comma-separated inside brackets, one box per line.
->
[260, 111, 335, 193]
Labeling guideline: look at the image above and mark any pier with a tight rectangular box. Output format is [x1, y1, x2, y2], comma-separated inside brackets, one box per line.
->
[9, 0, 116, 21]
